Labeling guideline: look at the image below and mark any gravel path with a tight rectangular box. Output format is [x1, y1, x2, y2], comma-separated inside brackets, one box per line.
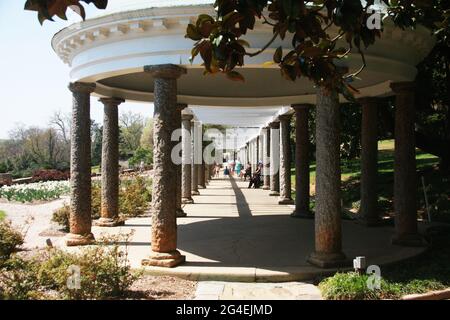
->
[0, 196, 69, 249]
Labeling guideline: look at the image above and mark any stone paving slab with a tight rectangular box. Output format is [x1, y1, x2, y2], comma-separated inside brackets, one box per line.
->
[195, 281, 322, 300]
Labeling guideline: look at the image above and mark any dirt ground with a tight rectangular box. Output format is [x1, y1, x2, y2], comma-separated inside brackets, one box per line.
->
[127, 275, 197, 300]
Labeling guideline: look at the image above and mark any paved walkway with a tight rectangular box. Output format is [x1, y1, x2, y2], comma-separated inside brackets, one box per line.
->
[194, 281, 322, 300]
[87, 176, 425, 282]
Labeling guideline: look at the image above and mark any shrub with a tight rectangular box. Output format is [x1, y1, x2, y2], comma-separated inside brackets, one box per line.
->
[32, 169, 70, 182]
[38, 243, 138, 299]
[0, 234, 139, 300]
[0, 220, 24, 264]
[51, 177, 151, 232]
[319, 272, 401, 300]
[0, 256, 49, 300]
[51, 205, 70, 232]
[119, 176, 151, 217]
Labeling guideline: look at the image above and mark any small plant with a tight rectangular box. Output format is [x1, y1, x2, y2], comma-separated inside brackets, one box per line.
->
[0, 220, 24, 264]
[119, 175, 151, 217]
[319, 272, 401, 300]
[51, 204, 70, 232]
[0, 233, 140, 300]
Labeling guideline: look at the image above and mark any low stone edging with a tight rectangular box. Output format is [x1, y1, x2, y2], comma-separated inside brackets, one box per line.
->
[401, 288, 450, 300]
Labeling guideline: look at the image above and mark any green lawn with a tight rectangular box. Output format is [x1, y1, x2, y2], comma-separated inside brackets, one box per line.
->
[290, 139, 449, 221]
[0, 210, 6, 221]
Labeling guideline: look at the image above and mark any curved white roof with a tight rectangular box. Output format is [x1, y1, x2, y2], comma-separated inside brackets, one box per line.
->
[96, 0, 214, 16]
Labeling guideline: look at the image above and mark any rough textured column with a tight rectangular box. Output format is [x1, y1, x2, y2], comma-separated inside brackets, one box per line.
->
[291, 104, 313, 218]
[199, 160, 206, 188]
[181, 114, 194, 204]
[263, 127, 271, 190]
[359, 98, 381, 226]
[191, 121, 200, 195]
[141, 64, 186, 267]
[269, 121, 280, 196]
[175, 104, 187, 218]
[66, 82, 96, 246]
[278, 114, 294, 204]
[95, 97, 125, 227]
[308, 87, 347, 268]
[391, 82, 426, 246]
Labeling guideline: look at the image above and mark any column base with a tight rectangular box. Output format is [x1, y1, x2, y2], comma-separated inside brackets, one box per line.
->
[392, 233, 428, 247]
[263, 185, 270, 190]
[269, 191, 280, 196]
[192, 190, 200, 195]
[176, 208, 187, 218]
[93, 217, 125, 227]
[198, 185, 206, 189]
[65, 232, 95, 246]
[278, 197, 294, 205]
[291, 209, 314, 219]
[307, 251, 349, 268]
[182, 197, 194, 204]
[142, 250, 186, 268]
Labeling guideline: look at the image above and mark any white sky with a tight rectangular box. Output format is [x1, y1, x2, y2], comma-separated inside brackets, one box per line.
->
[0, 1, 154, 139]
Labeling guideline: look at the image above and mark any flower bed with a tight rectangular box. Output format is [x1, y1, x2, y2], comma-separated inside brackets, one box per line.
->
[0, 181, 70, 203]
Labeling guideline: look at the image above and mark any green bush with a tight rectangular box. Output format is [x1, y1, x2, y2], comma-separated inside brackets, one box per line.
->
[0, 220, 23, 264]
[0, 235, 139, 300]
[119, 176, 151, 217]
[51, 205, 70, 232]
[319, 272, 401, 300]
[37, 244, 138, 299]
[51, 177, 151, 232]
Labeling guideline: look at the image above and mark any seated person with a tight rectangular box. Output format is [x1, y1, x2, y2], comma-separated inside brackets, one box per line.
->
[248, 164, 262, 188]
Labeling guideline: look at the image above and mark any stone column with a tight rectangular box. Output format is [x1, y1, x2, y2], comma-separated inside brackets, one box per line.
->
[181, 114, 194, 204]
[66, 82, 96, 246]
[269, 121, 280, 196]
[199, 160, 206, 188]
[391, 82, 426, 246]
[95, 97, 124, 227]
[263, 127, 271, 190]
[175, 104, 187, 218]
[308, 87, 347, 268]
[291, 104, 313, 218]
[191, 121, 200, 195]
[359, 98, 381, 226]
[278, 114, 294, 204]
[141, 64, 186, 267]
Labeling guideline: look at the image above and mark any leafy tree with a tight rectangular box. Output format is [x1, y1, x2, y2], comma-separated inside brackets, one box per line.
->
[119, 111, 144, 157]
[91, 123, 102, 167]
[128, 147, 153, 168]
[140, 118, 153, 150]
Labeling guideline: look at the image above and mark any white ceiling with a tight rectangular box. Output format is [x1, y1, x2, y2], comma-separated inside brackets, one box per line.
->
[189, 106, 283, 128]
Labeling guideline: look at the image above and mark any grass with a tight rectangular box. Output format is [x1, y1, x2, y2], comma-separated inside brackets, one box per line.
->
[290, 139, 449, 221]
[0, 210, 5, 221]
[319, 226, 450, 299]
[91, 165, 100, 175]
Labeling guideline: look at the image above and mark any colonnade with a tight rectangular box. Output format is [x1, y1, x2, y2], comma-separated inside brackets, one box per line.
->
[66, 63, 425, 268]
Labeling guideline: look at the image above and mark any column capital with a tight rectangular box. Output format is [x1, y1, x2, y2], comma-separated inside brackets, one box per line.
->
[176, 103, 188, 111]
[99, 97, 125, 107]
[269, 121, 280, 129]
[182, 113, 194, 121]
[69, 82, 96, 94]
[292, 104, 313, 112]
[278, 114, 293, 122]
[390, 81, 416, 94]
[144, 64, 187, 79]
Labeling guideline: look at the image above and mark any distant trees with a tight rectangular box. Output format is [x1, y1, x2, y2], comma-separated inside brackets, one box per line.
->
[0, 110, 153, 177]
